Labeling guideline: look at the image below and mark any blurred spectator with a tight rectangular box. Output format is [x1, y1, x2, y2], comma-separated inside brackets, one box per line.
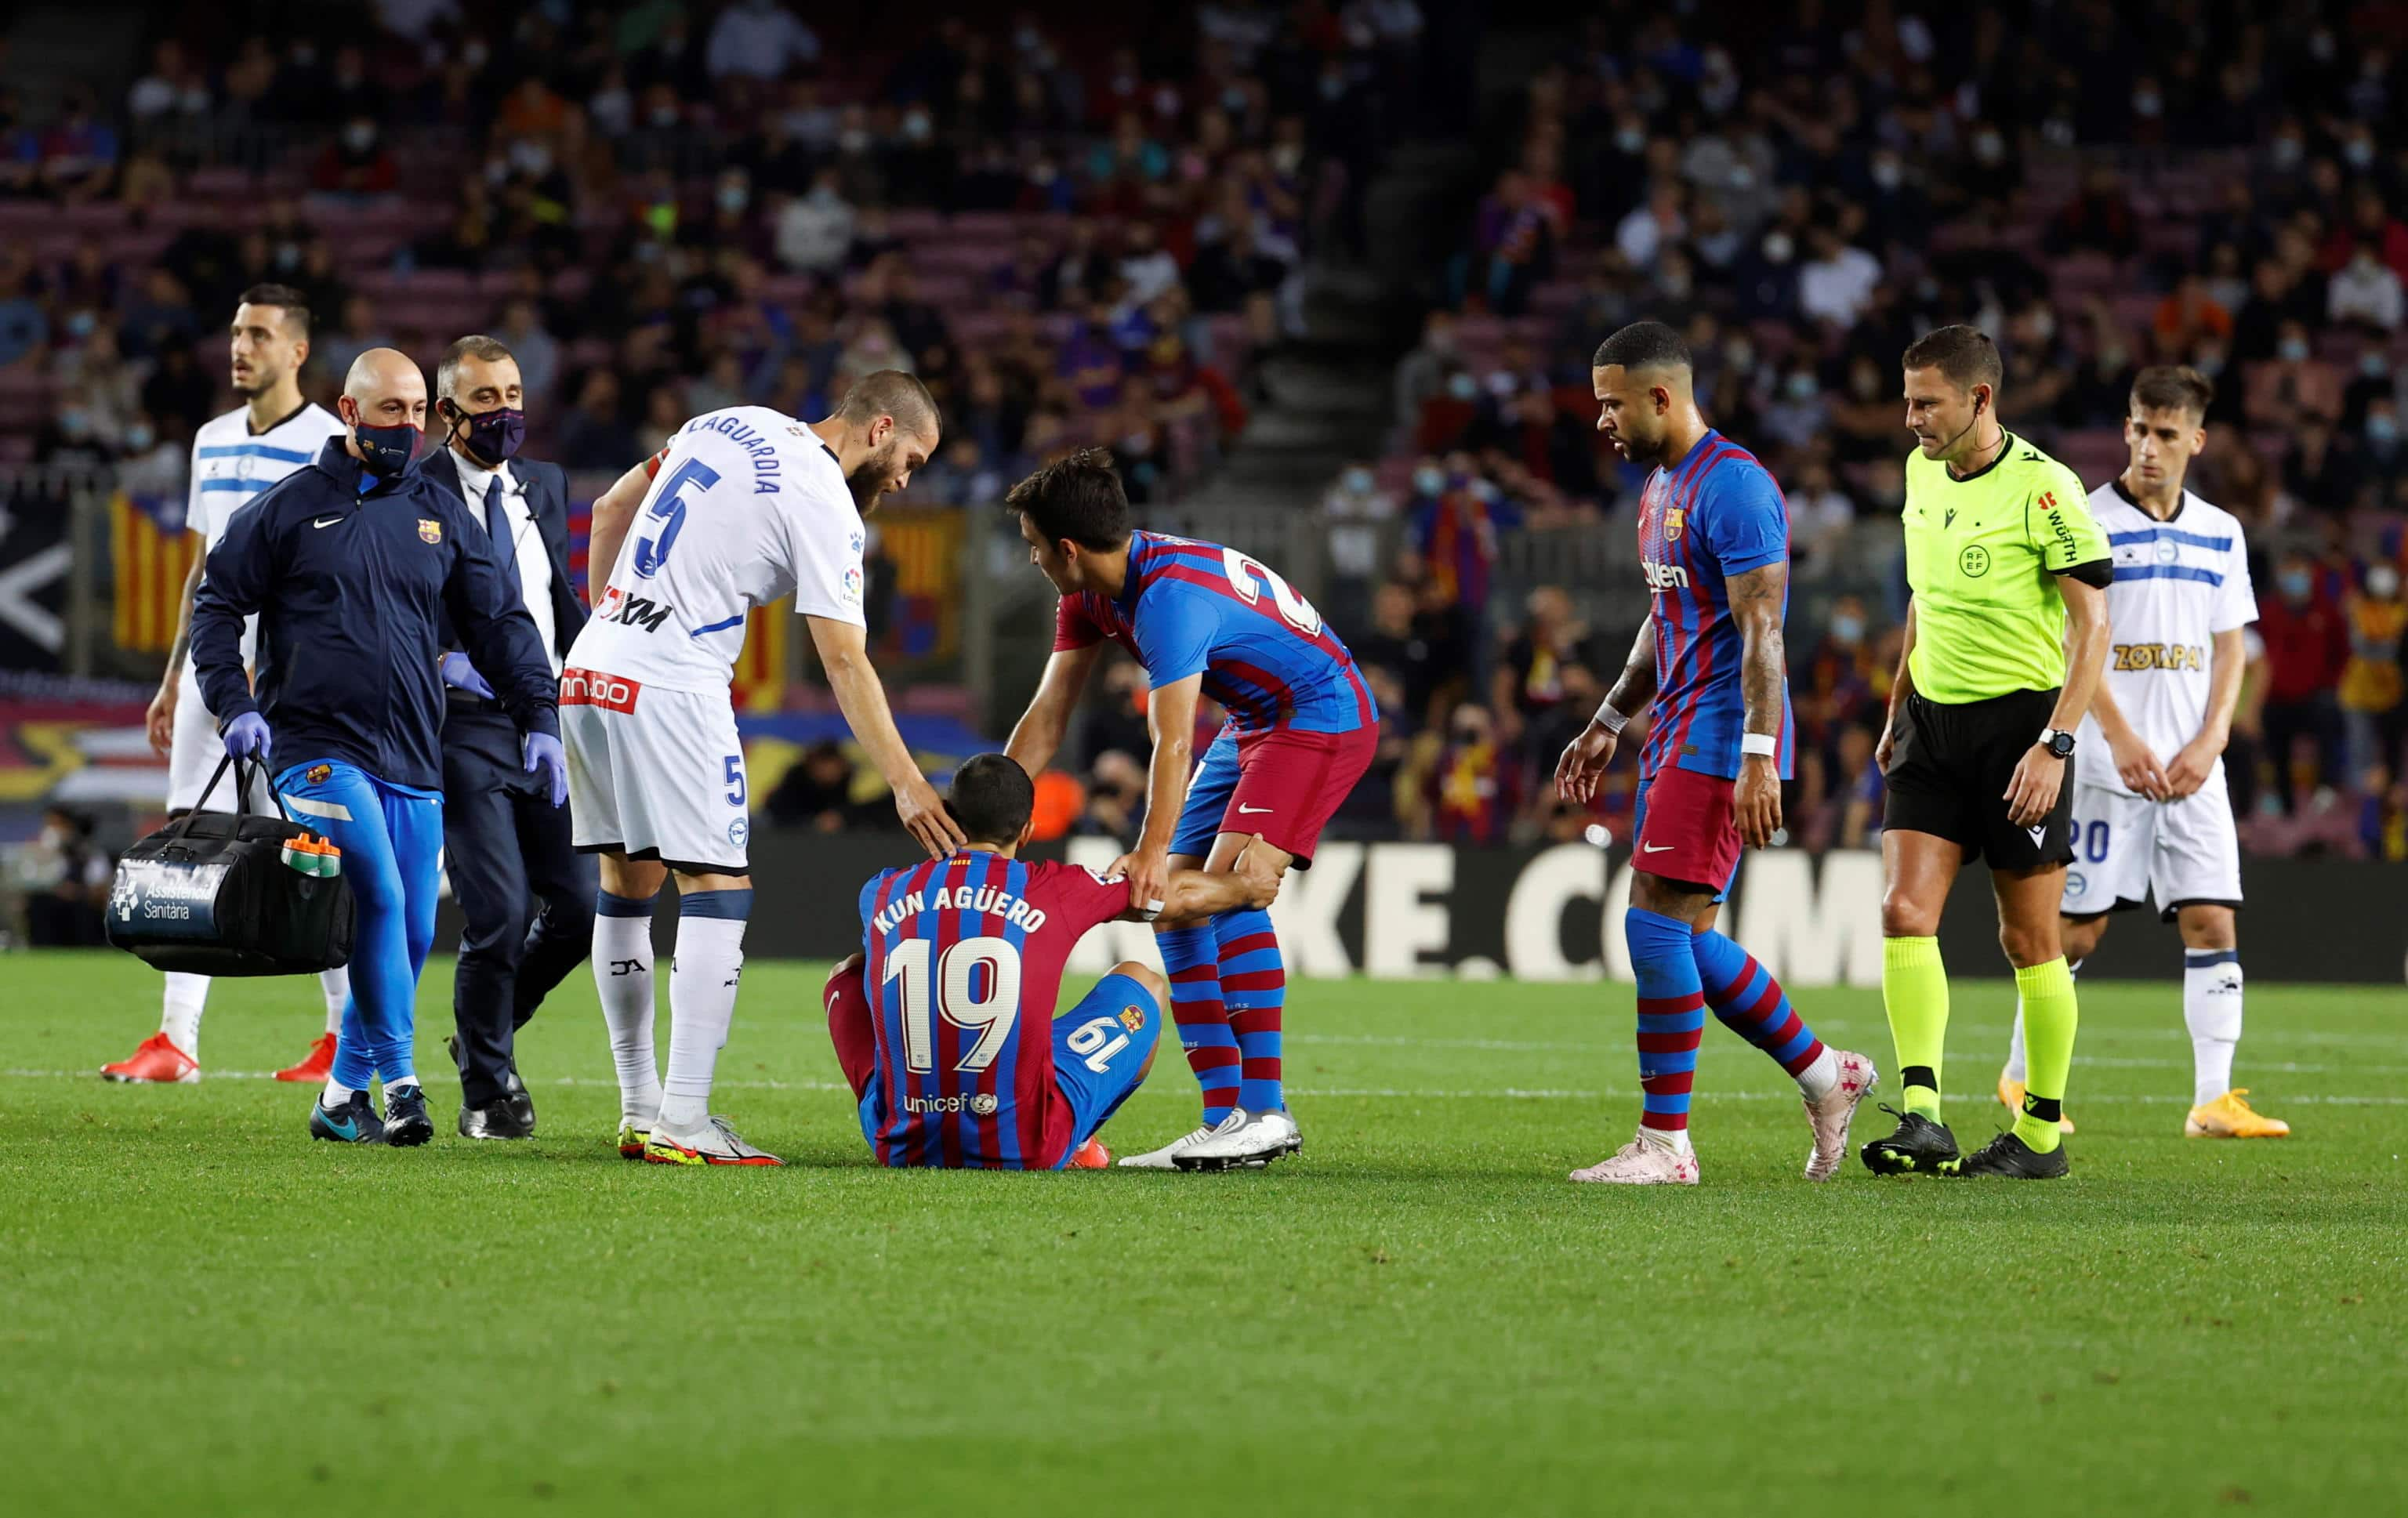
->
[776, 169, 855, 274]
[1489, 587, 1605, 750]
[2341, 562, 2408, 777]
[764, 741, 871, 831]
[1429, 703, 1513, 843]
[2329, 238, 2405, 333]
[1797, 221, 1882, 327]
[558, 368, 637, 469]
[311, 116, 398, 197]
[9, 807, 112, 947]
[707, 0, 822, 83]
[2257, 552, 2351, 810]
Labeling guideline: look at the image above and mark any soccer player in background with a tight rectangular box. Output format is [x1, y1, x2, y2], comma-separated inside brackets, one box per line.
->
[1554, 321, 1877, 1186]
[1002, 449, 1379, 1171]
[191, 349, 563, 1147]
[825, 754, 1283, 1169]
[570, 372, 962, 1167]
[1996, 367, 2287, 1139]
[104, 285, 351, 1086]
[1860, 325, 2112, 1180]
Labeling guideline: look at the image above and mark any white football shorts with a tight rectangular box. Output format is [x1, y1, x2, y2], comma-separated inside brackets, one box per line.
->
[560, 668, 752, 873]
[2060, 776, 2243, 921]
[165, 665, 279, 817]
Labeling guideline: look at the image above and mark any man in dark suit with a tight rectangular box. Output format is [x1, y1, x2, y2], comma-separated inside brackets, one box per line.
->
[427, 334, 595, 1139]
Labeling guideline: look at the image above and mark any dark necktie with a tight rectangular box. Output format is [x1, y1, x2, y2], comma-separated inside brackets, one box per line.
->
[484, 475, 521, 596]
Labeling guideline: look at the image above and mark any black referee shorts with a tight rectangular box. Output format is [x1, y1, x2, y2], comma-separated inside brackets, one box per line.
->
[1882, 688, 2076, 871]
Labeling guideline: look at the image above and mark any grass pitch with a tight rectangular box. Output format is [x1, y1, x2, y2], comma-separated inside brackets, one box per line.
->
[2, 950, 2403, 1516]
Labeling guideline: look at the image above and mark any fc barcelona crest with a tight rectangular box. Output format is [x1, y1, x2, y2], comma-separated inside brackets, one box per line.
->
[1663, 507, 1685, 542]
[1119, 1006, 1147, 1032]
[418, 518, 443, 544]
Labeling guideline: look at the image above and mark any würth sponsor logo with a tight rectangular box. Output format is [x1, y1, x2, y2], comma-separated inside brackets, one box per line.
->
[560, 667, 641, 712]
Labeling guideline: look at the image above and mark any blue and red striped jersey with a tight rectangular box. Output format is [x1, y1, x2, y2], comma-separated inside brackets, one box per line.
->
[1636, 429, 1795, 781]
[1055, 531, 1378, 734]
[857, 853, 1130, 1168]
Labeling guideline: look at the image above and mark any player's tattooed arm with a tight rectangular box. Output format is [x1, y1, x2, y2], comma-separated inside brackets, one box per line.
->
[146, 549, 206, 755]
[1554, 620, 1656, 805]
[1003, 643, 1104, 777]
[1604, 616, 1659, 719]
[583, 458, 656, 603]
[1727, 560, 1786, 847]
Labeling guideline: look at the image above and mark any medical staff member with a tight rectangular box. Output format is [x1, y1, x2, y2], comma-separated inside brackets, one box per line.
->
[191, 348, 563, 1147]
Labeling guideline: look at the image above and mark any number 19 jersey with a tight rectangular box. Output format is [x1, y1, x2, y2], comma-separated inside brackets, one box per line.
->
[858, 853, 1133, 1167]
[566, 406, 866, 694]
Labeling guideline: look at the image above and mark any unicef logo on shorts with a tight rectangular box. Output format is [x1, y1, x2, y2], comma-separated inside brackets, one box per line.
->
[1958, 544, 1991, 578]
[2066, 871, 2086, 897]
[970, 1093, 998, 1116]
[727, 817, 750, 847]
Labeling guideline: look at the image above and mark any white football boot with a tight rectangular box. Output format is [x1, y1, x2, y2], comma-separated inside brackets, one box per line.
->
[644, 1113, 782, 1166]
[1568, 1133, 1700, 1185]
[1117, 1112, 1243, 1169]
[1174, 1107, 1302, 1171]
[1801, 1049, 1880, 1182]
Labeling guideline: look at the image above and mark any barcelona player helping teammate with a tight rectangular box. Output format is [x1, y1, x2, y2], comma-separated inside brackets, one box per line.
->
[825, 754, 1282, 1170]
[1001, 449, 1379, 1171]
[1555, 321, 1877, 1186]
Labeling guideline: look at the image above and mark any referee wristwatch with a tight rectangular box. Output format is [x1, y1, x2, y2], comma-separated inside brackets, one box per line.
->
[2038, 727, 2076, 759]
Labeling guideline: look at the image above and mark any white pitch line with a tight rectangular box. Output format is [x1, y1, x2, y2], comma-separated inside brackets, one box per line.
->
[13, 1068, 2408, 1107]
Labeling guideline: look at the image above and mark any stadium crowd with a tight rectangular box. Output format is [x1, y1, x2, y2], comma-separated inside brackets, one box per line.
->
[2, 2, 1439, 503]
[1305, 0, 2408, 858]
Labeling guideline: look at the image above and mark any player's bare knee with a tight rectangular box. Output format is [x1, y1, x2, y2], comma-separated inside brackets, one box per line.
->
[1114, 960, 1170, 1005]
[829, 951, 864, 983]
[2060, 915, 2108, 962]
[1880, 889, 1941, 940]
[1997, 918, 2060, 969]
[2177, 905, 2236, 951]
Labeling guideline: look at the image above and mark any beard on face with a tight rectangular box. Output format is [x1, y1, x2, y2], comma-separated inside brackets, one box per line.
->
[845, 439, 901, 509]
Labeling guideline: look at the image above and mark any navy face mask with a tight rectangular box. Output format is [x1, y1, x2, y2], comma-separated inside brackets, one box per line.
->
[444, 399, 524, 466]
[351, 414, 422, 478]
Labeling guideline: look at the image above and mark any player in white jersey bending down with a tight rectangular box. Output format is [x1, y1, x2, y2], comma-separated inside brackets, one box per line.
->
[567, 370, 964, 1165]
[2000, 366, 2288, 1139]
[103, 284, 353, 1087]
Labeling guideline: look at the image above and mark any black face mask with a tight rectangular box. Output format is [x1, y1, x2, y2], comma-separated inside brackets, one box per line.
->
[443, 398, 524, 466]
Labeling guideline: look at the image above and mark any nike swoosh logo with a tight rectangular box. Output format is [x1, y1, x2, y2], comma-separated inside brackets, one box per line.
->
[313, 516, 345, 529]
[1238, 804, 1273, 814]
[1642, 843, 1674, 853]
[324, 1114, 357, 1139]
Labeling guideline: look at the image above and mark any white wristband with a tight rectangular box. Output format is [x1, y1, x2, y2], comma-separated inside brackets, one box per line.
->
[1740, 733, 1778, 758]
[1593, 701, 1629, 734]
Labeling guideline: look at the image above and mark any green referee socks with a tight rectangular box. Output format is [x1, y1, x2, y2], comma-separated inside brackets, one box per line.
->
[2013, 958, 2079, 1155]
[1882, 936, 1949, 1120]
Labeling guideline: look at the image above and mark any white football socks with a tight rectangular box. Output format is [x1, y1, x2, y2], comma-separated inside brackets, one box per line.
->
[1637, 1125, 1694, 1157]
[159, 973, 208, 1060]
[594, 898, 663, 1126]
[2184, 951, 2243, 1107]
[1796, 1045, 1840, 1100]
[319, 966, 350, 1036]
[658, 897, 750, 1132]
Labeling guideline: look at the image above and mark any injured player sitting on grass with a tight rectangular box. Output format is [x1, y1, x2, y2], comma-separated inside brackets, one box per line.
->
[826, 753, 1286, 1171]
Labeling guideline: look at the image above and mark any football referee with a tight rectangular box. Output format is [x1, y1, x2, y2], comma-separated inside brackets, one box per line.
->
[1859, 325, 2112, 1180]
